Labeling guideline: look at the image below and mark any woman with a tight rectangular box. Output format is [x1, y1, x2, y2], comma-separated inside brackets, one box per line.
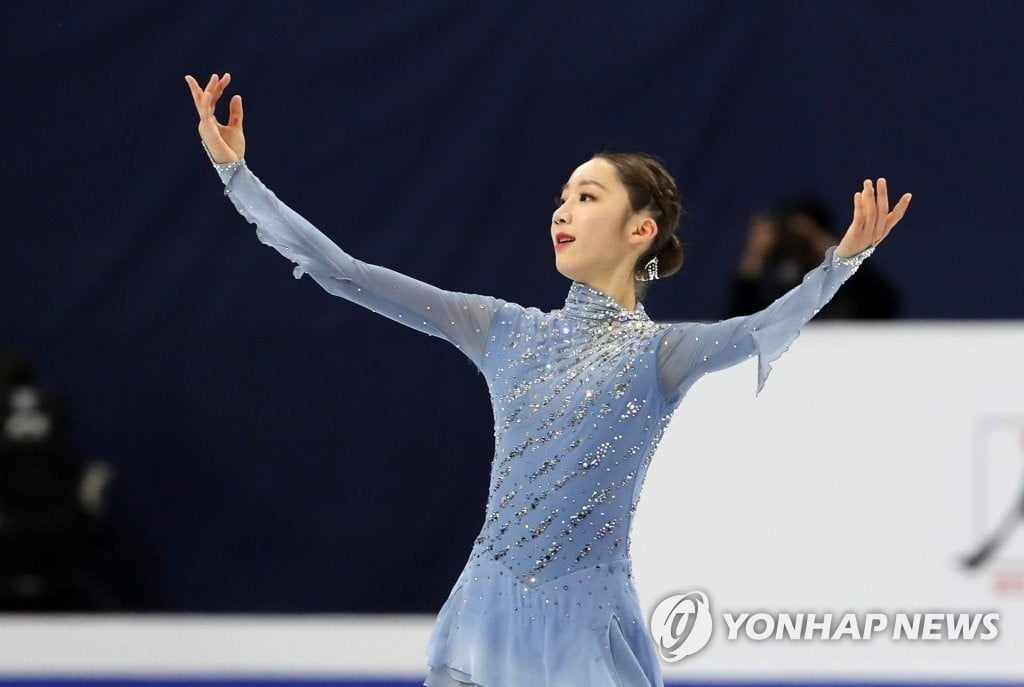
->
[184, 72, 911, 687]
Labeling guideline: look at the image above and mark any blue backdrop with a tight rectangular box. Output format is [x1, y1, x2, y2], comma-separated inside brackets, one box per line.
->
[1, 1, 1020, 611]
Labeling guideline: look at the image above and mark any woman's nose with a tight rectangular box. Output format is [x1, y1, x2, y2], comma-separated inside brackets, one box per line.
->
[553, 208, 568, 224]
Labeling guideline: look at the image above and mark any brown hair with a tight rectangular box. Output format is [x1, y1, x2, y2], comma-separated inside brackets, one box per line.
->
[593, 151, 687, 300]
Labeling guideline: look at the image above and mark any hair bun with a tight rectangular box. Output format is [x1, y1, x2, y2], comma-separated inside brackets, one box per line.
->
[655, 233, 684, 277]
[658, 234, 681, 256]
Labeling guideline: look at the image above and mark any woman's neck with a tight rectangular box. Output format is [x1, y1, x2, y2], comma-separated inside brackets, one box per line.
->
[580, 274, 637, 311]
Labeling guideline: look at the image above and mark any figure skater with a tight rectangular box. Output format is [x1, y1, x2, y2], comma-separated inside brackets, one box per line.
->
[185, 72, 911, 687]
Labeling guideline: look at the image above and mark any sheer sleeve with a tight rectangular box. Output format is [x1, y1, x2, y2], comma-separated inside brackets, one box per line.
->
[656, 243, 875, 403]
[202, 144, 506, 369]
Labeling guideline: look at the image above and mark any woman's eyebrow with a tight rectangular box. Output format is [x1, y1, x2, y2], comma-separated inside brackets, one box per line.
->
[560, 179, 608, 193]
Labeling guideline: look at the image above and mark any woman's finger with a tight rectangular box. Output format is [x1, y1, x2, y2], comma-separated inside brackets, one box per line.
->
[211, 72, 230, 108]
[207, 74, 220, 111]
[851, 190, 864, 233]
[862, 179, 876, 237]
[884, 193, 912, 231]
[876, 178, 889, 239]
[872, 180, 888, 244]
[199, 88, 212, 120]
[185, 75, 209, 117]
[184, 75, 202, 106]
[880, 193, 912, 243]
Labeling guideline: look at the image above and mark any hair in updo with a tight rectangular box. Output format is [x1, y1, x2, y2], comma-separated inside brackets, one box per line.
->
[593, 151, 687, 300]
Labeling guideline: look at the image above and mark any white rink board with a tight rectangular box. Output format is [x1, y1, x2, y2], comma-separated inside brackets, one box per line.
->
[632, 321, 1024, 681]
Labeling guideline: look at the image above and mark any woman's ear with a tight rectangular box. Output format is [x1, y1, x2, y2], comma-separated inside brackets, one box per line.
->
[634, 216, 658, 240]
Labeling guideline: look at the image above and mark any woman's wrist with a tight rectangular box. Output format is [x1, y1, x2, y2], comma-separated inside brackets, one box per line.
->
[200, 139, 242, 166]
[832, 244, 875, 268]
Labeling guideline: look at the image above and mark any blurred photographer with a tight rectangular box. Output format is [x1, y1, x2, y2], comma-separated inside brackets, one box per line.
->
[730, 196, 903, 319]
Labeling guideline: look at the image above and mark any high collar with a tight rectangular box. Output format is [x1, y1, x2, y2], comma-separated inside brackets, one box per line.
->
[562, 281, 650, 324]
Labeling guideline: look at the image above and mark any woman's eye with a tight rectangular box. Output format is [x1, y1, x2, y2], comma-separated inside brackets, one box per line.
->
[554, 193, 594, 208]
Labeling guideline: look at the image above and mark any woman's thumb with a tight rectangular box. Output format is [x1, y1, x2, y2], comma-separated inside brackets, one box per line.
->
[230, 94, 243, 126]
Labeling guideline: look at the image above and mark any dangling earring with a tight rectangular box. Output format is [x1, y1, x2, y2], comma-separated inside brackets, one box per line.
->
[636, 255, 659, 282]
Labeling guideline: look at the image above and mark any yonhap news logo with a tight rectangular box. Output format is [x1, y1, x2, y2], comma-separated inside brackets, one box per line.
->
[649, 590, 1000, 663]
[649, 591, 714, 661]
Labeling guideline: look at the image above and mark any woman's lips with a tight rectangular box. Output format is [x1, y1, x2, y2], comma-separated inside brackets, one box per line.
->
[554, 232, 576, 250]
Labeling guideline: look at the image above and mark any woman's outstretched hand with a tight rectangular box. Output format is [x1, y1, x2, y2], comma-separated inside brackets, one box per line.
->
[184, 73, 244, 163]
[836, 178, 912, 258]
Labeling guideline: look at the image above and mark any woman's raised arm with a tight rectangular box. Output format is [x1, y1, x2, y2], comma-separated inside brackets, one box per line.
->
[184, 73, 509, 370]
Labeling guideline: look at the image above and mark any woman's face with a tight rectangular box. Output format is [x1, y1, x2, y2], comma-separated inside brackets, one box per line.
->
[551, 157, 651, 284]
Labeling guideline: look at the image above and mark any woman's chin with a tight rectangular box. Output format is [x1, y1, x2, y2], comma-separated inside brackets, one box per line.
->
[554, 262, 580, 282]
[555, 253, 578, 272]
[557, 266, 581, 282]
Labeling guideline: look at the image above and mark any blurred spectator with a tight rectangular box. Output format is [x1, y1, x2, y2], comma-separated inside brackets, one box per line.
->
[730, 196, 903, 319]
[0, 348, 113, 611]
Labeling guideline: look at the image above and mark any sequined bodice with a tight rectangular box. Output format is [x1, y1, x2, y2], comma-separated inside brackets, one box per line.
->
[464, 281, 675, 589]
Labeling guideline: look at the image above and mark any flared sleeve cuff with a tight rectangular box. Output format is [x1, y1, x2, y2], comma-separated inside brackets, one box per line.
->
[201, 140, 245, 185]
[749, 243, 875, 395]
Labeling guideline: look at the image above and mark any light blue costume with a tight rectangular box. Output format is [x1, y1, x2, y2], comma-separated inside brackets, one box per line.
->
[205, 146, 873, 687]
